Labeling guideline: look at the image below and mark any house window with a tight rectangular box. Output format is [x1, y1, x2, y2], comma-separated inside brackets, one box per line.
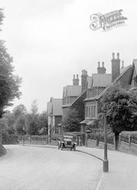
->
[85, 103, 97, 119]
[85, 106, 88, 118]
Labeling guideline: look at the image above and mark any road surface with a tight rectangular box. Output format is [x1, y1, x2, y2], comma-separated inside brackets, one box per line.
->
[0, 145, 102, 190]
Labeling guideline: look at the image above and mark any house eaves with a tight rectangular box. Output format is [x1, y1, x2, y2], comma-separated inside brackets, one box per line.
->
[62, 104, 71, 108]
[70, 90, 87, 107]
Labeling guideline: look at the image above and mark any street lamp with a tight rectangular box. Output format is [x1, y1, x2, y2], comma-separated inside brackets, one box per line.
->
[103, 113, 109, 172]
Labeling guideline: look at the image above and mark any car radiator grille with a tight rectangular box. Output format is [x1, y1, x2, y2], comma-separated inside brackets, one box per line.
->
[67, 142, 71, 145]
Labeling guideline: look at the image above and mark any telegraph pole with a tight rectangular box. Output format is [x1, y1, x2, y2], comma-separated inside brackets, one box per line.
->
[103, 113, 109, 172]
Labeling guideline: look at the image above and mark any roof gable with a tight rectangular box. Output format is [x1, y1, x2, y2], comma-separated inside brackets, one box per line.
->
[133, 59, 137, 73]
[86, 64, 134, 101]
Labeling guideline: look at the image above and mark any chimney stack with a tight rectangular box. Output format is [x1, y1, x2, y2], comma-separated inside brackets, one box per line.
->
[81, 70, 88, 92]
[111, 52, 120, 82]
[98, 61, 100, 68]
[97, 61, 106, 74]
[121, 60, 124, 69]
[73, 74, 79, 86]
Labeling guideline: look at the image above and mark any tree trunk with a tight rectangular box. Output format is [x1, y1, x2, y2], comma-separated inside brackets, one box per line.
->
[114, 132, 119, 150]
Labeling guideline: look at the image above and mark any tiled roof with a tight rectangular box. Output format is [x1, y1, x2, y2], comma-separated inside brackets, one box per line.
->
[70, 73, 112, 104]
[71, 90, 87, 106]
[87, 76, 92, 89]
[63, 85, 81, 97]
[113, 65, 133, 84]
[92, 73, 112, 87]
[86, 64, 133, 101]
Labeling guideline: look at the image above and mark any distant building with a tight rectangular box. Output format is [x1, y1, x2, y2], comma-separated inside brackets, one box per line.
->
[62, 74, 81, 119]
[47, 97, 63, 135]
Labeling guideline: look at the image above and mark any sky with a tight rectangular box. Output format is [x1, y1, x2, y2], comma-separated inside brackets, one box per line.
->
[0, 0, 137, 112]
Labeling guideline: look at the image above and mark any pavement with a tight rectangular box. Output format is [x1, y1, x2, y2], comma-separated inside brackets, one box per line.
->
[77, 146, 137, 190]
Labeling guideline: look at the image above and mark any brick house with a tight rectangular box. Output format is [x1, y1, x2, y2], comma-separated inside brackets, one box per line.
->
[47, 52, 137, 140]
[47, 97, 63, 135]
[62, 70, 94, 122]
[68, 53, 137, 141]
[62, 74, 81, 120]
[81, 53, 137, 135]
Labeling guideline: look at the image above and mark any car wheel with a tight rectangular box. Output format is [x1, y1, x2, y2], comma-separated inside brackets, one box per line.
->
[73, 145, 76, 151]
[61, 144, 64, 150]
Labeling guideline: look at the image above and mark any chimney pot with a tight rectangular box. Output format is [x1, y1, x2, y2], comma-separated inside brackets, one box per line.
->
[122, 60, 124, 68]
[111, 52, 120, 82]
[81, 70, 88, 92]
[117, 52, 120, 59]
[73, 74, 79, 86]
[102, 62, 104, 67]
[82, 69, 87, 76]
[112, 52, 115, 59]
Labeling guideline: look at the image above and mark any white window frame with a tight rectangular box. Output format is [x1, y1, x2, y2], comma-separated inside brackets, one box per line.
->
[85, 102, 97, 119]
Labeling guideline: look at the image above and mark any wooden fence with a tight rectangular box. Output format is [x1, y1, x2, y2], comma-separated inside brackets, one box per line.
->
[10, 132, 137, 155]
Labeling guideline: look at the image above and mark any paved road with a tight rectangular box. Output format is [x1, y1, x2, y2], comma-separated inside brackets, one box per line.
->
[0, 145, 102, 190]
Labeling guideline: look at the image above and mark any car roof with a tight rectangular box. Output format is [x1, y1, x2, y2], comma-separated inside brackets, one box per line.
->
[63, 135, 73, 138]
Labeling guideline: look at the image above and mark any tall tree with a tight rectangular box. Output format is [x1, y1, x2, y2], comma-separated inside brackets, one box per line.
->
[0, 10, 21, 117]
[12, 104, 27, 135]
[13, 104, 27, 119]
[15, 116, 27, 135]
[100, 85, 137, 150]
[27, 100, 39, 135]
[2, 111, 15, 135]
[31, 100, 38, 115]
[38, 112, 48, 135]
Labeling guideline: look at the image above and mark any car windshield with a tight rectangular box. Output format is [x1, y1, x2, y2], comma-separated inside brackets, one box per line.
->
[63, 135, 73, 139]
[63, 135, 73, 141]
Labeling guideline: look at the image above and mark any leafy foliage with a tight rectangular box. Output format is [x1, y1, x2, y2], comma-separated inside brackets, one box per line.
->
[63, 108, 81, 132]
[26, 101, 39, 135]
[38, 112, 48, 135]
[100, 85, 137, 134]
[0, 10, 21, 117]
[1, 102, 48, 138]
[15, 116, 27, 135]
[12, 104, 27, 135]
[31, 100, 38, 115]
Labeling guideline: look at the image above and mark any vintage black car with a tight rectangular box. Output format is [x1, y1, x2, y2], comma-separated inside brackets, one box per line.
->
[58, 135, 76, 151]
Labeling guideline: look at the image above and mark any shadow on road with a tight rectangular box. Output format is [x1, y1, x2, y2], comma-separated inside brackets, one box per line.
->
[76, 150, 103, 161]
